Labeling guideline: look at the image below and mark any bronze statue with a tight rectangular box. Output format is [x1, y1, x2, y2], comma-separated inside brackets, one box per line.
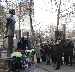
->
[5, 9, 15, 37]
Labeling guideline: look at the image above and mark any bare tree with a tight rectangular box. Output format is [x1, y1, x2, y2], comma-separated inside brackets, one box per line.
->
[0, 5, 7, 37]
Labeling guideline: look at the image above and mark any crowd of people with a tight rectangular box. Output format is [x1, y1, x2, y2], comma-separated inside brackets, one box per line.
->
[34, 38, 74, 70]
[16, 36, 74, 70]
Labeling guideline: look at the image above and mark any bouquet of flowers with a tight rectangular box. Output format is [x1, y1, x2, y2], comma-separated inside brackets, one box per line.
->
[11, 51, 22, 57]
[11, 49, 35, 69]
[31, 49, 35, 56]
[11, 52, 22, 69]
[21, 53, 31, 68]
[25, 49, 35, 56]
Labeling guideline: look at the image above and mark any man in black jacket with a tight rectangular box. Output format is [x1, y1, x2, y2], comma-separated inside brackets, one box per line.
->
[54, 41, 62, 70]
[59, 39, 64, 65]
[17, 36, 31, 50]
[65, 39, 74, 66]
[40, 43, 46, 62]
[44, 41, 51, 65]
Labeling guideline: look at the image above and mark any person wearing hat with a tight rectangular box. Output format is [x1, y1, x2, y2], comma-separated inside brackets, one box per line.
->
[54, 40, 62, 70]
[17, 36, 31, 50]
[65, 38, 74, 66]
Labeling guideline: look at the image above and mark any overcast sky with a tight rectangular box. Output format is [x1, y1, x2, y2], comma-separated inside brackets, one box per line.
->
[34, 0, 75, 31]
[1, 0, 75, 31]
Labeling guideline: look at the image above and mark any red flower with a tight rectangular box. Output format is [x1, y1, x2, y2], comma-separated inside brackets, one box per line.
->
[22, 65, 26, 68]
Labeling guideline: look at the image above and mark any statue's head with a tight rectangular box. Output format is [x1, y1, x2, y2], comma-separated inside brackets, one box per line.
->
[9, 9, 15, 15]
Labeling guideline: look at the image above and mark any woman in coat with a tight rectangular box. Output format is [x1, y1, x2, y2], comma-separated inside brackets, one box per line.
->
[35, 44, 41, 63]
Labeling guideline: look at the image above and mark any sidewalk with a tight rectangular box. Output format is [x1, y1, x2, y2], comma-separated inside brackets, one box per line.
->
[34, 55, 75, 72]
[35, 62, 75, 72]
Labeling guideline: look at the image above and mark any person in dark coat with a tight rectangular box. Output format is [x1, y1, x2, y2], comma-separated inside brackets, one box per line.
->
[44, 41, 51, 65]
[63, 40, 66, 64]
[40, 43, 46, 62]
[53, 43, 57, 65]
[54, 41, 62, 70]
[65, 39, 74, 66]
[59, 39, 64, 65]
[17, 36, 31, 50]
[50, 41, 55, 63]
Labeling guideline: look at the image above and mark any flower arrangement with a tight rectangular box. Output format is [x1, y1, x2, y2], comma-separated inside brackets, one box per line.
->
[11, 52, 22, 57]
[11, 49, 35, 69]
[25, 49, 35, 65]
[31, 49, 35, 56]
[25, 49, 35, 56]
[21, 54, 31, 68]
[16, 50, 25, 52]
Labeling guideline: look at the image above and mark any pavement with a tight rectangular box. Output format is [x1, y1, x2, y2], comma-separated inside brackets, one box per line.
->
[1, 50, 75, 72]
[35, 62, 75, 72]
[34, 56, 75, 72]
